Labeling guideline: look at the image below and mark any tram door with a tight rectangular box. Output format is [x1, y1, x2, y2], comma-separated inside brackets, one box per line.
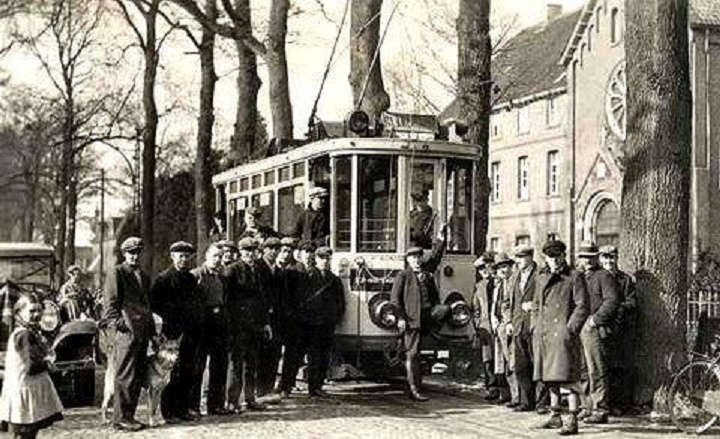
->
[407, 160, 440, 250]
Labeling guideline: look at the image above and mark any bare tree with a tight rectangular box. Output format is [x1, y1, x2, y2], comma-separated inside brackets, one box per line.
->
[622, 0, 691, 407]
[349, 0, 390, 119]
[457, 0, 491, 254]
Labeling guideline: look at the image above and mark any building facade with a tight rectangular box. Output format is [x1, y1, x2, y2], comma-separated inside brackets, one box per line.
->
[442, 0, 720, 263]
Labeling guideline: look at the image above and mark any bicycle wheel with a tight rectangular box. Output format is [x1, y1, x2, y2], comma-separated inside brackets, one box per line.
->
[669, 360, 720, 435]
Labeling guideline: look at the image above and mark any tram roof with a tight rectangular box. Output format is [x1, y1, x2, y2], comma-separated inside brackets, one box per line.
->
[213, 137, 482, 185]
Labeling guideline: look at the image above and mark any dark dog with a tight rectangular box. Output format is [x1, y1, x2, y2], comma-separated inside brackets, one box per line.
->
[100, 332, 182, 427]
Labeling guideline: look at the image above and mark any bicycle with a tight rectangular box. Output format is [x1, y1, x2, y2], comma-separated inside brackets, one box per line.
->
[668, 334, 720, 435]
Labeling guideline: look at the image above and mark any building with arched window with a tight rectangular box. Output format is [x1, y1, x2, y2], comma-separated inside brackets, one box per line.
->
[441, 0, 720, 264]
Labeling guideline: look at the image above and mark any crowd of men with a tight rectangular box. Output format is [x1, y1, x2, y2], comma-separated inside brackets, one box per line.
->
[101, 188, 347, 432]
[471, 240, 636, 436]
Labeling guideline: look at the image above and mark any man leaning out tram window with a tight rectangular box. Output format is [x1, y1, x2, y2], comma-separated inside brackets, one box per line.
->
[293, 187, 329, 248]
[391, 222, 449, 402]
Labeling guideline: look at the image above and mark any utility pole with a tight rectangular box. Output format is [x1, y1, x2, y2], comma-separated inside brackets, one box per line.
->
[99, 168, 105, 289]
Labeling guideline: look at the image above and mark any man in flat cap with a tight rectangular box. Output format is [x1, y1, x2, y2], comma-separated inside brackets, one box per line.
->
[471, 251, 497, 398]
[575, 241, 619, 425]
[533, 239, 589, 435]
[58, 264, 90, 320]
[150, 241, 204, 422]
[190, 243, 229, 415]
[224, 237, 271, 412]
[280, 246, 345, 398]
[492, 252, 515, 405]
[255, 237, 284, 397]
[409, 190, 434, 249]
[293, 186, 329, 248]
[599, 245, 637, 415]
[218, 240, 239, 267]
[391, 223, 448, 401]
[103, 237, 154, 431]
[295, 241, 316, 272]
[239, 207, 280, 247]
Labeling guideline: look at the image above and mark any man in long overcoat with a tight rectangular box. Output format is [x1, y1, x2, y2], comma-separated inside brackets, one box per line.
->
[471, 252, 497, 398]
[505, 245, 537, 411]
[533, 239, 589, 435]
[391, 224, 448, 401]
[103, 237, 154, 432]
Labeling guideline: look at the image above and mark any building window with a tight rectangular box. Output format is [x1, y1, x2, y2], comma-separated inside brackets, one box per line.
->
[490, 237, 500, 252]
[518, 156, 529, 200]
[587, 26, 593, 51]
[491, 120, 500, 138]
[611, 8, 620, 44]
[515, 235, 531, 246]
[547, 150, 559, 196]
[490, 161, 501, 202]
[595, 199, 620, 247]
[595, 6, 602, 32]
[516, 106, 530, 135]
[546, 97, 559, 126]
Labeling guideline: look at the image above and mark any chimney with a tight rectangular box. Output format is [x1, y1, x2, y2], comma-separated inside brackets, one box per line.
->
[547, 3, 563, 22]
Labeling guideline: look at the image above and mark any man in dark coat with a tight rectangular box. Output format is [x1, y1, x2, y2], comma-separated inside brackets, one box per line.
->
[150, 241, 204, 422]
[103, 237, 154, 432]
[533, 239, 589, 435]
[279, 246, 345, 398]
[493, 253, 515, 405]
[190, 243, 229, 415]
[575, 242, 620, 424]
[223, 238, 271, 412]
[471, 252, 496, 398]
[505, 245, 538, 411]
[255, 237, 283, 397]
[293, 187, 329, 248]
[239, 207, 280, 247]
[599, 245, 637, 414]
[392, 224, 448, 401]
[408, 190, 434, 249]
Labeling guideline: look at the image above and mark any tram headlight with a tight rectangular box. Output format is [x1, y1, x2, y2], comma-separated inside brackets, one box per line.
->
[444, 292, 471, 327]
[40, 300, 61, 332]
[368, 293, 399, 330]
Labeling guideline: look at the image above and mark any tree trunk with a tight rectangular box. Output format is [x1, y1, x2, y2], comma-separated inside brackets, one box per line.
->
[56, 101, 74, 283]
[141, 0, 161, 273]
[457, 0, 491, 255]
[349, 0, 390, 119]
[622, 0, 691, 408]
[231, 0, 260, 163]
[266, 0, 292, 140]
[195, 0, 217, 255]
[67, 168, 78, 266]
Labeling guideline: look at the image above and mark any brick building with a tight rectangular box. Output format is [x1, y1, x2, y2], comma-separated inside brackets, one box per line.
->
[441, 0, 720, 263]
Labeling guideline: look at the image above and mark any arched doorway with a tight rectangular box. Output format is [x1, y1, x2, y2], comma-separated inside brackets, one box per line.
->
[583, 193, 621, 247]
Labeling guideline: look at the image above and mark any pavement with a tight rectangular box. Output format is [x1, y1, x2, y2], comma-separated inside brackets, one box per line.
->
[42, 381, 700, 438]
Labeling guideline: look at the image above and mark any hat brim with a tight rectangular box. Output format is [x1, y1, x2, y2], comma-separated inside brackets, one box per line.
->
[576, 252, 599, 258]
[543, 250, 564, 257]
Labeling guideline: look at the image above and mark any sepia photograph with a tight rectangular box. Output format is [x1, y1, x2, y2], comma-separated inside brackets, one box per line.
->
[0, 0, 716, 437]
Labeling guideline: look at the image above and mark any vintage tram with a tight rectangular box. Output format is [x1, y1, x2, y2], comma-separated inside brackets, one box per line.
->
[213, 130, 481, 377]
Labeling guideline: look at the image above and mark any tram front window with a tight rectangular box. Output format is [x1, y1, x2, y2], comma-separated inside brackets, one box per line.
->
[358, 156, 398, 253]
[278, 185, 305, 236]
[409, 162, 436, 249]
[446, 159, 473, 253]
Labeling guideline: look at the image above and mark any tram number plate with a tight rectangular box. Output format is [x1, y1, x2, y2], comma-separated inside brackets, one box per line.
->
[419, 350, 450, 359]
[437, 350, 450, 359]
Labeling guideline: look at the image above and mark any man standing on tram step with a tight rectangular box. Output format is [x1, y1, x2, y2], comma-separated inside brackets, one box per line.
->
[392, 223, 449, 402]
[505, 245, 538, 412]
[599, 245, 637, 415]
[471, 251, 497, 399]
[409, 190, 434, 249]
[293, 187, 329, 248]
[190, 243, 230, 415]
[239, 207, 280, 247]
[575, 241, 619, 425]
[280, 246, 345, 398]
[103, 237, 154, 432]
[255, 236, 283, 398]
[533, 239, 589, 436]
[223, 237, 272, 412]
[150, 241, 204, 423]
[218, 240, 239, 267]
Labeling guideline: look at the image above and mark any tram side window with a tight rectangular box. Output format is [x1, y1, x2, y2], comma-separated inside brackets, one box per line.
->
[230, 197, 248, 239]
[334, 157, 352, 251]
[310, 155, 331, 188]
[251, 191, 275, 229]
[409, 162, 436, 249]
[278, 185, 305, 236]
[358, 156, 398, 253]
[446, 160, 473, 254]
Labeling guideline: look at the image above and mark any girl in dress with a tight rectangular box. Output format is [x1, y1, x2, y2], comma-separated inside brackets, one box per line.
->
[0, 294, 63, 438]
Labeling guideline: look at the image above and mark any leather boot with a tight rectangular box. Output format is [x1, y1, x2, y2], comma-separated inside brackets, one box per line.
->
[559, 412, 579, 435]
